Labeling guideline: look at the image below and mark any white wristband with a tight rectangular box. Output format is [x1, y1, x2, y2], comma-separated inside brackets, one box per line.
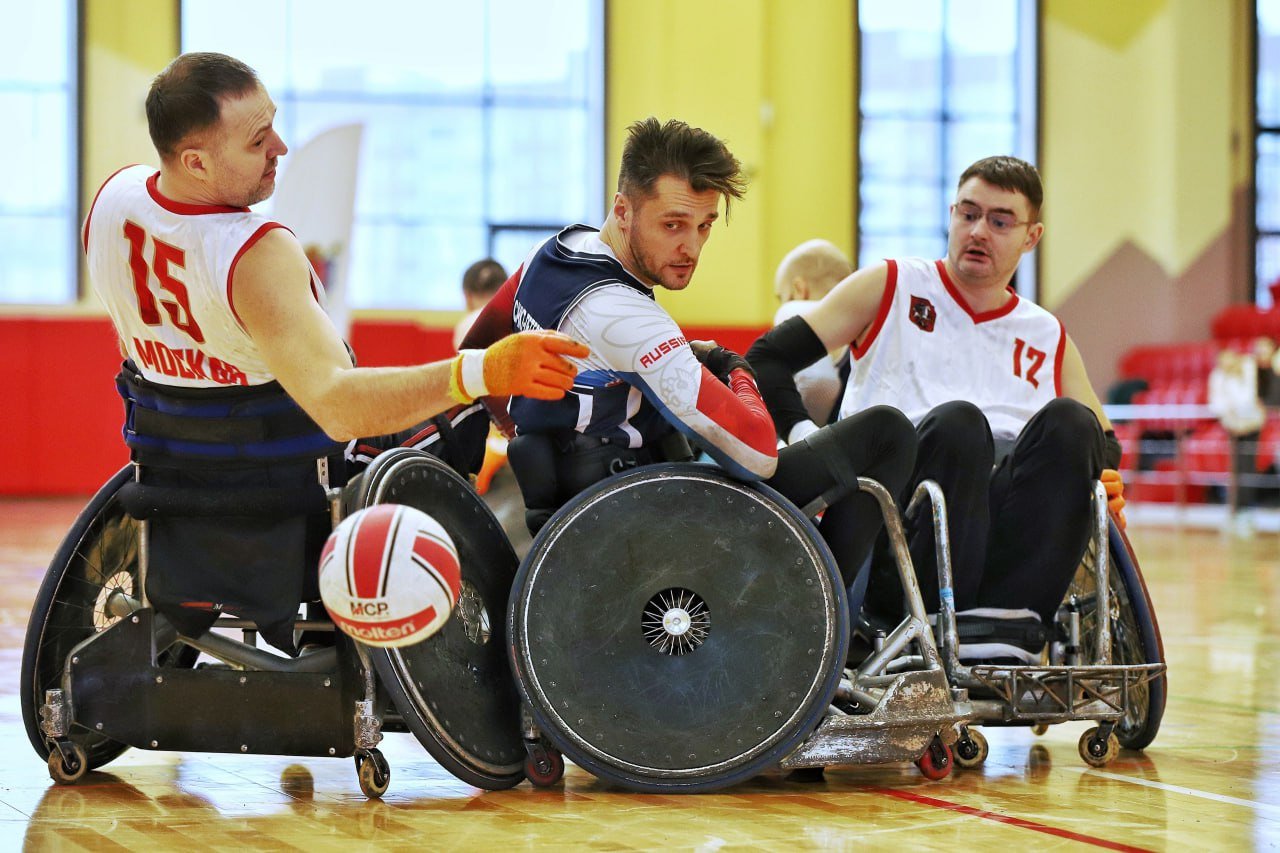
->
[459, 349, 489, 398]
[787, 419, 820, 446]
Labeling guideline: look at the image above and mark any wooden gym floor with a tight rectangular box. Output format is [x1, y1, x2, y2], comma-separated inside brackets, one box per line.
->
[0, 493, 1276, 852]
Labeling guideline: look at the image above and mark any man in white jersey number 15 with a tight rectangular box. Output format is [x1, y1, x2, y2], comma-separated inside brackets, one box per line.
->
[82, 52, 586, 650]
[748, 156, 1127, 666]
[87, 52, 586, 443]
[460, 117, 918, 616]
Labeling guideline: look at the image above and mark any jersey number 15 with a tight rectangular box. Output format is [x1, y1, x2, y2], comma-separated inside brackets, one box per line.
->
[123, 221, 206, 344]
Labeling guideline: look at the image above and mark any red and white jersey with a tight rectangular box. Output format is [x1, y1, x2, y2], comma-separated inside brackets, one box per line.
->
[83, 165, 321, 388]
[838, 258, 1065, 440]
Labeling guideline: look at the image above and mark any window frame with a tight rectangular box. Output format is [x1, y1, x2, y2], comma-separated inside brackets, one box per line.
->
[854, 0, 1040, 299]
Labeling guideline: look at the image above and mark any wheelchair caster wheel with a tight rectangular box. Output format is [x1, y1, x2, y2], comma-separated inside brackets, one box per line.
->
[1031, 722, 1049, 736]
[47, 742, 88, 785]
[916, 735, 953, 781]
[524, 746, 565, 788]
[355, 749, 391, 798]
[1078, 727, 1119, 768]
[953, 728, 988, 769]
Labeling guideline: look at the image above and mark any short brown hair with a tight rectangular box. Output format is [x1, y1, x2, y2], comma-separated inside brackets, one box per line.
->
[958, 156, 1044, 220]
[617, 117, 747, 217]
[146, 52, 261, 159]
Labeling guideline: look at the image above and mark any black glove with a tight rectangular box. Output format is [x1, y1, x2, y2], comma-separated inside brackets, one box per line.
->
[690, 340, 755, 384]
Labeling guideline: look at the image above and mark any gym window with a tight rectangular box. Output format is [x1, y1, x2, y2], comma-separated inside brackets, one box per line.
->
[182, 0, 604, 311]
[1257, 1, 1280, 306]
[857, 0, 1038, 293]
[0, 1, 77, 304]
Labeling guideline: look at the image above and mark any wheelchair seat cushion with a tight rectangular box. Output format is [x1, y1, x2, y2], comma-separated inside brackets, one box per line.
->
[142, 461, 331, 655]
[941, 608, 1047, 666]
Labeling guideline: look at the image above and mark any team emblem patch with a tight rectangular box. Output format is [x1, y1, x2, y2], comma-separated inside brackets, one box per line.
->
[909, 296, 937, 333]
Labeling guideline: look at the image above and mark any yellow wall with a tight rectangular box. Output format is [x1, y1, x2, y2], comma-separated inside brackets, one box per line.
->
[79, 0, 178, 304]
[606, 0, 854, 327]
[72, 0, 1255, 335]
[1041, 0, 1252, 308]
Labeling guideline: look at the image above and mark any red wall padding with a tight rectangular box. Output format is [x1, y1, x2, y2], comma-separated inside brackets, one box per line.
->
[6, 317, 769, 496]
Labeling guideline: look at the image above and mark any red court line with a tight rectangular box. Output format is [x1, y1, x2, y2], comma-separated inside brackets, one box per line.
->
[871, 787, 1154, 852]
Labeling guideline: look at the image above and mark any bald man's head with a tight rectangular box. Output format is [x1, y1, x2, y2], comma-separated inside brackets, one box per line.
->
[774, 239, 852, 303]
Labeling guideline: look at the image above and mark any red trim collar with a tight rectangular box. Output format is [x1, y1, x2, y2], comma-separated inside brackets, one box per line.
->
[934, 260, 1019, 323]
[147, 172, 250, 215]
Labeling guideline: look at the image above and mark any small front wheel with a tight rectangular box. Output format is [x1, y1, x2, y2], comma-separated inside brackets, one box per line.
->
[355, 749, 391, 798]
[524, 746, 565, 788]
[953, 727, 989, 769]
[1078, 727, 1119, 768]
[916, 736, 953, 781]
[47, 742, 88, 785]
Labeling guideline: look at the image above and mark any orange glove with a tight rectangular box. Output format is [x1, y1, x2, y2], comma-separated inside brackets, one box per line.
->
[474, 427, 508, 495]
[450, 331, 589, 403]
[1101, 468, 1126, 530]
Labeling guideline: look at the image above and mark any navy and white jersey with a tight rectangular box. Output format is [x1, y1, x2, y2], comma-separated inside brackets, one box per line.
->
[839, 257, 1065, 440]
[465, 225, 777, 481]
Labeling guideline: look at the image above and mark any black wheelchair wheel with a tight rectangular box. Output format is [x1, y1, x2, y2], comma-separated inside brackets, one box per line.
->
[509, 463, 848, 793]
[349, 449, 525, 790]
[20, 465, 198, 768]
[1067, 517, 1167, 750]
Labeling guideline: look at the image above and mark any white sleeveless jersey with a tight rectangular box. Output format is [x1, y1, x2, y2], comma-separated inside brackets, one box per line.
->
[83, 165, 321, 388]
[838, 257, 1065, 440]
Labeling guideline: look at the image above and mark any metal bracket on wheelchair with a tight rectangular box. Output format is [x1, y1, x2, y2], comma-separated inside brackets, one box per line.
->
[352, 644, 383, 751]
[39, 689, 70, 740]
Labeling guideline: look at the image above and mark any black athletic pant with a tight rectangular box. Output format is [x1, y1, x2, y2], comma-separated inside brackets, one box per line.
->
[864, 397, 1106, 625]
[766, 405, 917, 588]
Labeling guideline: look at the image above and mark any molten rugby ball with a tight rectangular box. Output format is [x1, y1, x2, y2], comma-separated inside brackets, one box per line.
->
[319, 504, 461, 648]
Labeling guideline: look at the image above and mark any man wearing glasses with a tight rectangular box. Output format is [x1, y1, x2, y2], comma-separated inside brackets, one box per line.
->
[748, 156, 1125, 665]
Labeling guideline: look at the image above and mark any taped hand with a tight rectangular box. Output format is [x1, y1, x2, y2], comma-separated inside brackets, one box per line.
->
[1101, 468, 1126, 530]
[689, 339, 754, 383]
[483, 331, 589, 400]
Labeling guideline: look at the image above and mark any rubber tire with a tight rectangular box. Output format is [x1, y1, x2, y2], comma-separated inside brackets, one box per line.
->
[1067, 518, 1167, 750]
[510, 463, 848, 794]
[351, 449, 525, 791]
[20, 466, 198, 770]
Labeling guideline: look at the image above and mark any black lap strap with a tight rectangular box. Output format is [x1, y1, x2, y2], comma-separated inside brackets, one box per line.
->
[116, 360, 343, 466]
[117, 481, 328, 519]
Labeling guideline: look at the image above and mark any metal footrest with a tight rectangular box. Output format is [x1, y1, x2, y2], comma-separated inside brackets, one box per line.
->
[964, 662, 1166, 722]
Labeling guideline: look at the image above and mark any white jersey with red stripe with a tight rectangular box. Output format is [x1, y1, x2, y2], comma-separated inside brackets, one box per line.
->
[838, 257, 1065, 441]
[83, 165, 320, 388]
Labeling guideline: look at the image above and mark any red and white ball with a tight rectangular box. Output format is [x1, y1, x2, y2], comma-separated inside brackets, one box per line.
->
[319, 504, 462, 648]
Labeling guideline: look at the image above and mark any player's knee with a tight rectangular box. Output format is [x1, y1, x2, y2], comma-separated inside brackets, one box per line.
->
[1038, 397, 1100, 450]
[918, 400, 991, 465]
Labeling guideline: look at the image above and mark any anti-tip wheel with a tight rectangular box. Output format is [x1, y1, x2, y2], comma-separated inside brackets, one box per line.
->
[523, 746, 565, 788]
[355, 749, 391, 798]
[916, 736, 953, 781]
[1078, 727, 1120, 768]
[47, 742, 88, 785]
[953, 728, 989, 769]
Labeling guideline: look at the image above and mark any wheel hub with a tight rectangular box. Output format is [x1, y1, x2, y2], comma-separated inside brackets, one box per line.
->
[642, 588, 709, 656]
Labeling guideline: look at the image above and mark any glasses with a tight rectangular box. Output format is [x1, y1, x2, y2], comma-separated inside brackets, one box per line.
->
[951, 202, 1034, 235]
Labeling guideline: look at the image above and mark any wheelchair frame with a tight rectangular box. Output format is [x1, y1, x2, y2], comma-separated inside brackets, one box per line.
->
[24, 449, 526, 797]
[509, 465, 1167, 790]
[866, 479, 1167, 769]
